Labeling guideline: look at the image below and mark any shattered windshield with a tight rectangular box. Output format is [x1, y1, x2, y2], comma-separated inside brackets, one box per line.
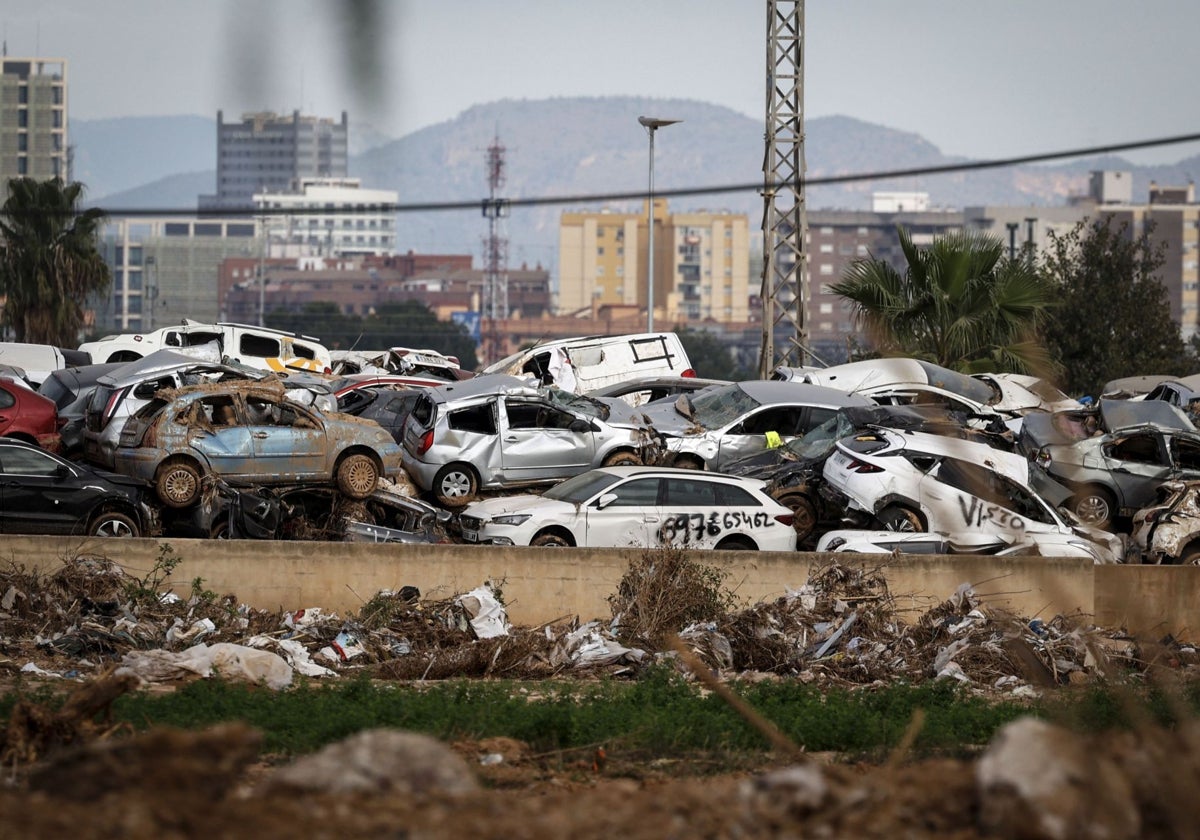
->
[543, 469, 623, 503]
[783, 411, 856, 460]
[684, 383, 761, 428]
[545, 386, 609, 420]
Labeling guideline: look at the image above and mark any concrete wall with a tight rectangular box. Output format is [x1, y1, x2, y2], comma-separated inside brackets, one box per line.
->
[0, 536, 1195, 639]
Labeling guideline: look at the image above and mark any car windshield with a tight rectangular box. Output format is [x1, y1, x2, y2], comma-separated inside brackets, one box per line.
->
[545, 386, 609, 420]
[543, 470, 624, 503]
[682, 383, 761, 428]
[916, 361, 999, 405]
[783, 411, 855, 460]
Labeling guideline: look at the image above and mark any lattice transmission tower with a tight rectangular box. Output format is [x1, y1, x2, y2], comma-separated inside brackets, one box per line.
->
[481, 133, 510, 365]
[758, 0, 809, 376]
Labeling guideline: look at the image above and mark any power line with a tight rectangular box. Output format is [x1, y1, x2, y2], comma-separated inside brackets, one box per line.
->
[78, 129, 1200, 219]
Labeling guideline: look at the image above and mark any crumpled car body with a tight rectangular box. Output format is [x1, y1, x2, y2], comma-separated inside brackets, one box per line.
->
[457, 465, 797, 551]
[0, 375, 62, 452]
[115, 380, 404, 509]
[169, 481, 447, 543]
[1018, 399, 1200, 528]
[633, 380, 872, 472]
[821, 427, 1122, 564]
[1130, 480, 1200, 564]
[815, 528, 1123, 562]
[400, 374, 653, 507]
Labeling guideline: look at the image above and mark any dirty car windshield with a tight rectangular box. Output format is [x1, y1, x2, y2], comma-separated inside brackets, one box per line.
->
[543, 470, 624, 503]
[783, 411, 854, 460]
[915, 361, 998, 405]
[685, 383, 761, 428]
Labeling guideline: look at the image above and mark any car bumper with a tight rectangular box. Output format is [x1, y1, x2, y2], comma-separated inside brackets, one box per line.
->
[399, 453, 440, 491]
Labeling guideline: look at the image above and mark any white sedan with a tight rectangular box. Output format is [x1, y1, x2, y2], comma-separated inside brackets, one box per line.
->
[457, 466, 798, 551]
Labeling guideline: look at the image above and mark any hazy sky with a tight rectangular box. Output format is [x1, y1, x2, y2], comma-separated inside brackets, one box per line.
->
[6, 0, 1200, 164]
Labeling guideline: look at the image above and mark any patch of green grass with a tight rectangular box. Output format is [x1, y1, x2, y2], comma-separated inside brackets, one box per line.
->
[11, 669, 1200, 763]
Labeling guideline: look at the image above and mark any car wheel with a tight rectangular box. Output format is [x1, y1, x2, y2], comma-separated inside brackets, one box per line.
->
[433, 464, 478, 507]
[336, 453, 379, 499]
[155, 460, 202, 509]
[1177, 543, 1200, 565]
[673, 456, 704, 470]
[774, 491, 818, 544]
[1070, 487, 1116, 530]
[90, 512, 139, 538]
[531, 532, 571, 547]
[601, 450, 642, 468]
[716, 536, 756, 550]
[209, 517, 232, 540]
[878, 505, 924, 532]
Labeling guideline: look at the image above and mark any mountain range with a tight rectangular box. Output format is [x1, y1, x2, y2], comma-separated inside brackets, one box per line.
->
[71, 97, 1200, 267]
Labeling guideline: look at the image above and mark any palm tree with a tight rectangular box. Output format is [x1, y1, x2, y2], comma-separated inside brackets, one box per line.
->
[0, 177, 110, 346]
[829, 226, 1059, 375]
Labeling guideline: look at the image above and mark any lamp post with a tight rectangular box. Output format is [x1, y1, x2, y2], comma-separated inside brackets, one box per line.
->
[638, 116, 681, 333]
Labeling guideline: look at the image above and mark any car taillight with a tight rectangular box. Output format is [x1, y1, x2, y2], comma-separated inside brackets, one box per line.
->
[846, 457, 883, 474]
[774, 513, 794, 527]
[681, 368, 696, 378]
[417, 428, 434, 456]
[103, 388, 125, 424]
[1034, 450, 1051, 468]
[324, 366, 332, 375]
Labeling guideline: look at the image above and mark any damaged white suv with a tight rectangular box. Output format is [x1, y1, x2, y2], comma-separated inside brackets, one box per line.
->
[821, 428, 1122, 563]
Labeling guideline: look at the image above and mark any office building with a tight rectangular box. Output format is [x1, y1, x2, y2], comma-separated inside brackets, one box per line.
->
[0, 57, 68, 196]
[255, 177, 397, 256]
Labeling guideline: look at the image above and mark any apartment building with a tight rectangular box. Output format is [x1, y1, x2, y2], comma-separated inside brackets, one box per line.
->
[0, 57, 68, 196]
[254, 177, 398, 256]
[200, 110, 349, 210]
[558, 199, 751, 326]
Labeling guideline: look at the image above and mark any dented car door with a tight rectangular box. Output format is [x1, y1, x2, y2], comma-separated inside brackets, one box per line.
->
[499, 397, 595, 481]
[244, 395, 328, 480]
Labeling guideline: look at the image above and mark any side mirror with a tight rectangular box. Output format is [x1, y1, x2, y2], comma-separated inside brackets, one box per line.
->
[569, 419, 591, 433]
[54, 464, 71, 479]
[595, 492, 618, 510]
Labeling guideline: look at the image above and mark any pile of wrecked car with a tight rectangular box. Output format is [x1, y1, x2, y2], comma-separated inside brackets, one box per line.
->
[9, 325, 1200, 563]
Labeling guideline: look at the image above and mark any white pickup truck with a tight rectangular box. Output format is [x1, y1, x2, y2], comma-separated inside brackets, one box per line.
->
[79, 320, 332, 375]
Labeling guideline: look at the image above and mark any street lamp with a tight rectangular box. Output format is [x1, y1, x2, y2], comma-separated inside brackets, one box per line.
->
[638, 116, 681, 333]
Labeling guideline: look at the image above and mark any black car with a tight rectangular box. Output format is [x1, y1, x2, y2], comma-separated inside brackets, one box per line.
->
[722, 404, 1014, 546]
[335, 384, 425, 445]
[0, 437, 153, 537]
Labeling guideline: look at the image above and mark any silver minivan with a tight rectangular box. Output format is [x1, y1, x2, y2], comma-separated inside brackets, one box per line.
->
[400, 375, 653, 507]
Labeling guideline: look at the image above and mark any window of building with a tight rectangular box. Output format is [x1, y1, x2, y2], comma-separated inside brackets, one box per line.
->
[819, 264, 834, 275]
[819, 243, 833, 253]
[596, 266, 605, 276]
[820, 226, 833, 235]
[819, 302, 833, 314]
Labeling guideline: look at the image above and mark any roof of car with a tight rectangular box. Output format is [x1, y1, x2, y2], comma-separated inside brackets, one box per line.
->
[844, 426, 1029, 482]
[732, 379, 874, 407]
[422, 373, 539, 402]
[592, 465, 768, 484]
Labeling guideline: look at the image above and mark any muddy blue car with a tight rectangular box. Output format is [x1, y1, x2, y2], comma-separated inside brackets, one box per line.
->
[114, 381, 403, 509]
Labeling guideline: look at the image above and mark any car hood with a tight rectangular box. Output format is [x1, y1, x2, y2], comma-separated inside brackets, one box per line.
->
[462, 495, 574, 517]
[631, 396, 701, 433]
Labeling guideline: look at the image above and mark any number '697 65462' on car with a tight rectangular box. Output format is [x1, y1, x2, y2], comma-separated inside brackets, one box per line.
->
[457, 466, 798, 551]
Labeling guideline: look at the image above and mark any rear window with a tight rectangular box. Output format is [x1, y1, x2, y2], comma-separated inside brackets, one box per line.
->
[38, 375, 74, 409]
[134, 398, 169, 420]
[409, 395, 435, 427]
[291, 341, 318, 360]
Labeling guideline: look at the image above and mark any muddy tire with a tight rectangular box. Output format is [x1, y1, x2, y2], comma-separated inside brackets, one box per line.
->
[531, 532, 571, 547]
[209, 517, 232, 540]
[155, 459, 202, 509]
[878, 505, 924, 532]
[433, 464, 478, 508]
[1177, 543, 1200, 566]
[601, 450, 642, 468]
[90, 511, 139, 538]
[716, 535, 756, 550]
[336, 453, 379, 499]
[1070, 486, 1117, 530]
[774, 491, 818, 544]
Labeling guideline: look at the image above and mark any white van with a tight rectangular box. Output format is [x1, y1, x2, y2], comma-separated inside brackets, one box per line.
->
[0, 342, 72, 386]
[78, 321, 332, 375]
[481, 333, 694, 393]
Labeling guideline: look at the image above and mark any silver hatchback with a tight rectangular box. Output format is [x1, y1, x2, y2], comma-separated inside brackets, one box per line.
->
[400, 375, 653, 507]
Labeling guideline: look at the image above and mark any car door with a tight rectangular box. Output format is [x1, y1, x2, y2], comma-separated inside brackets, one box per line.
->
[0, 445, 83, 534]
[244, 394, 328, 480]
[657, 475, 744, 549]
[499, 397, 595, 481]
[583, 476, 662, 547]
[1168, 434, 1200, 481]
[716, 406, 837, 469]
[182, 395, 256, 476]
[1103, 432, 1173, 511]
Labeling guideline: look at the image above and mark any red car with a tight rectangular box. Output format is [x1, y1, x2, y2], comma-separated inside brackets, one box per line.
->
[0, 376, 62, 452]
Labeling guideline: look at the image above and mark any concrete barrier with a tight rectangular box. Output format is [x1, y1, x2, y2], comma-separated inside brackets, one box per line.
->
[0, 535, 1196, 639]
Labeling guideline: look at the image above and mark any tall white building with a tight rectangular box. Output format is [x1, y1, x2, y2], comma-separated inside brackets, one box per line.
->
[254, 177, 397, 256]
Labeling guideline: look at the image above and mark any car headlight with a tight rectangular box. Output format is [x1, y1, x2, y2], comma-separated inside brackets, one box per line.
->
[490, 514, 532, 526]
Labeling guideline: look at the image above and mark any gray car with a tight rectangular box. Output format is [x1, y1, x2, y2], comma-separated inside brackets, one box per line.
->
[400, 374, 654, 507]
[635, 380, 873, 472]
[1018, 399, 1200, 529]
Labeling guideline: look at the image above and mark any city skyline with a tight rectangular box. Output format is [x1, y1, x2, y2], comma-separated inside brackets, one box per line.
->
[3, 1, 1200, 165]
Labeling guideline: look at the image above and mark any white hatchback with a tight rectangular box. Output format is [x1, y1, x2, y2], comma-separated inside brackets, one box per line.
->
[457, 466, 797, 551]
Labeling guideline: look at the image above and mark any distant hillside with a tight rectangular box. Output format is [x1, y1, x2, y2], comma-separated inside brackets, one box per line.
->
[72, 99, 1200, 264]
